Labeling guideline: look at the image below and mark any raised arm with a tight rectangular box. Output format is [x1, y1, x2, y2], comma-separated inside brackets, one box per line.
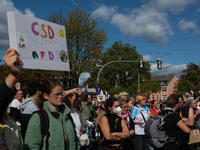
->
[0, 48, 21, 118]
[63, 88, 80, 97]
[4, 48, 21, 89]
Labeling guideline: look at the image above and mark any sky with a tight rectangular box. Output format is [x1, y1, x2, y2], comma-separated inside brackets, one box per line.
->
[0, 0, 200, 85]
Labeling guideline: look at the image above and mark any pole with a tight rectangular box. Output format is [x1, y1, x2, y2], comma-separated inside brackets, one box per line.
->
[138, 72, 140, 93]
[96, 60, 158, 86]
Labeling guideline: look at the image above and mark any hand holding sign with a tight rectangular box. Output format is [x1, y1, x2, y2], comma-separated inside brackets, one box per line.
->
[3, 48, 21, 79]
[4, 48, 21, 89]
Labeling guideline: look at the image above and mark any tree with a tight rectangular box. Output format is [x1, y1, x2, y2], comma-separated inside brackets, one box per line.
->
[84, 41, 152, 96]
[174, 63, 200, 99]
[47, 6, 108, 85]
[0, 64, 69, 94]
[140, 79, 160, 97]
[0, 64, 9, 83]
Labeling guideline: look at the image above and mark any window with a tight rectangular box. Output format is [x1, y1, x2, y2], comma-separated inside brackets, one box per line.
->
[152, 95, 154, 100]
[156, 95, 158, 101]
[162, 95, 167, 100]
[162, 87, 167, 92]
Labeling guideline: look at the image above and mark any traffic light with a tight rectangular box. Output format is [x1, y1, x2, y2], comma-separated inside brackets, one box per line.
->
[139, 59, 143, 68]
[157, 58, 162, 69]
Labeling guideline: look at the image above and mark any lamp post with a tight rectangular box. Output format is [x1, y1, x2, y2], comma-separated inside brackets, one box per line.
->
[96, 60, 162, 93]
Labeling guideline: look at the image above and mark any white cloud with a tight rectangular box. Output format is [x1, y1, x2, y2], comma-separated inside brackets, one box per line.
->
[71, 0, 78, 5]
[92, 0, 199, 44]
[0, 0, 35, 51]
[179, 20, 200, 35]
[91, 4, 118, 21]
[146, 0, 199, 14]
[110, 7, 173, 43]
[79, 72, 91, 85]
[24, 8, 35, 17]
[150, 63, 187, 78]
[143, 55, 152, 61]
[197, 7, 200, 12]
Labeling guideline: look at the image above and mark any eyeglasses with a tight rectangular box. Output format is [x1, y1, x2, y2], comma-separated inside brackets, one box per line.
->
[51, 92, 64, 98]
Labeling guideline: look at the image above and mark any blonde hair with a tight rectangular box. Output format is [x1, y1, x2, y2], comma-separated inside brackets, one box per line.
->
[136, 95, 146, 103]
[185, 99, 195, 106]
[119, 91, 128, 97]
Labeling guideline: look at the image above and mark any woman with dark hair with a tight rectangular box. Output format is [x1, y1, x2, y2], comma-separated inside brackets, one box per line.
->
[63, 88, 84, 139]
[63, 88, 89, 148]
[24, 79, 79, 150]
[98, 97, 130, 150]
[150, 100, 160, 117]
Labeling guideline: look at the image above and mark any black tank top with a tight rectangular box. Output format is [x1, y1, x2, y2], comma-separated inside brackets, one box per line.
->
[101, 112, 122, 145]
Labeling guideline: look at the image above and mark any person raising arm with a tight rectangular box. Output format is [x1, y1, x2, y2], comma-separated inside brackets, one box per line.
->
[0, 48, 21, 118]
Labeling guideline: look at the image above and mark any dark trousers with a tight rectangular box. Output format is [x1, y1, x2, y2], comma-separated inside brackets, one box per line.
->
[134, 135, 150, 150]
[180, 144, 194, 150]
[155, 143, 180, 150]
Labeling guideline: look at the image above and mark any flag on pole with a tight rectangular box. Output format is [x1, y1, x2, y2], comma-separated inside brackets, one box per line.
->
[96, 83, 100, 95]
[100, 89, 104, 96]
[105, 91, 110, 99]
[83, 83, 88, 95]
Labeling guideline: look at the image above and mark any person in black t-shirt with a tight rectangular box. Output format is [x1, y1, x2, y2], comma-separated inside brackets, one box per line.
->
[155, 94, 191, 150]
[98, 97, 130, 149]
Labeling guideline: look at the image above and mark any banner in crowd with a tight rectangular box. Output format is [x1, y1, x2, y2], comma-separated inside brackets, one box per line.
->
[7, 11, 70, 71]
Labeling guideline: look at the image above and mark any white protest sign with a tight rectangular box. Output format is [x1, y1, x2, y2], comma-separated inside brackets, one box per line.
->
[7, 11, 70, 71]
[15, 82, 20, 90]
[98, 95, 105, 101]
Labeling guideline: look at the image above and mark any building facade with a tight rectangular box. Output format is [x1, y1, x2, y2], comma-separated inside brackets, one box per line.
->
[149, 74, 179, 101]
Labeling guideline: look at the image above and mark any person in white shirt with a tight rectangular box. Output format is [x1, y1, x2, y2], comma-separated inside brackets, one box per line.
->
[10, 90, 23, 109]
[130, 95, 152, 150]
[63, 88, 84, 138]
[9, 90, 23, 128]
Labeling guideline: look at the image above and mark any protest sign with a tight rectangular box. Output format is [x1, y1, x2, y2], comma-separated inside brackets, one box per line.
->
[98, 95, 105, 101]
[7, 11, 70, 71]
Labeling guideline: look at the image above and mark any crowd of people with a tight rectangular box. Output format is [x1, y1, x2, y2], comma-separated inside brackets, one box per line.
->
[1, 48, 200, 150]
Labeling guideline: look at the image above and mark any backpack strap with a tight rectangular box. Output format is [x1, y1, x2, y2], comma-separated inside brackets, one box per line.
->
[34, 109, 50, 150]
[136, 106, 146, 122]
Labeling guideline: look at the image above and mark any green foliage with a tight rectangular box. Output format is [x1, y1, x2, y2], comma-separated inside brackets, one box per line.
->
[0, 64, 9, 83]
[174, 63, 200, 99]
[0, 63, 69, 94]
[140, 79, 160, 96]
[84, 41, 152, 96]
[47, 6, 108, 85]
